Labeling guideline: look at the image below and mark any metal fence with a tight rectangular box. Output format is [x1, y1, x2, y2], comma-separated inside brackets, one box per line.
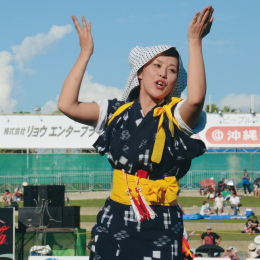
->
[0, 170, 259, 194]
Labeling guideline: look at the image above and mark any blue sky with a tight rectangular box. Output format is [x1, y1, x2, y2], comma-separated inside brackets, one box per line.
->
[0, 0, 260, 114]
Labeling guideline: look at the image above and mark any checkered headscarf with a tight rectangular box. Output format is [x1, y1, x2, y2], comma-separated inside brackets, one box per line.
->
[122, 45, 187, 101]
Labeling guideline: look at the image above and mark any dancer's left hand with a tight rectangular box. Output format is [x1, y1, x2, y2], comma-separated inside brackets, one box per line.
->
[188, 5, 214, 41]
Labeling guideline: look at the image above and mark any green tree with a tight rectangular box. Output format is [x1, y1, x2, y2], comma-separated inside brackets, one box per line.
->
[205, 104, 219, 113]
[53, 110, 63, 114]
[222, 106, 236, 112]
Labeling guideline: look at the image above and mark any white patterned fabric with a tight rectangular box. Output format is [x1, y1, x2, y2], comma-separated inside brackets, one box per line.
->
[122, 45, 187, 101]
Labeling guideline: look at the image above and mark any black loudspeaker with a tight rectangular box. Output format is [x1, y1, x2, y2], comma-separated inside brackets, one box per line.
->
[24, 186, 38, 207]
[62, 206, 80, 228]
[38, 185, 65, 207]
[11, 201, 19, 211]
[18, 207, 42, 232]
[18, 207, 63, 232]
[43, 207, 63, 228]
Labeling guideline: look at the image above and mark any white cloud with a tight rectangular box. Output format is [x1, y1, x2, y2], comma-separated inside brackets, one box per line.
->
[0, 24, 73, 113]
[41, 99, 58, 114]
[40, 72, 124, 114]
[11, 24, 73, 73]
[79, 72, 124, 101]
[0, 52, 17, 113]
[217, 93, 260, 112]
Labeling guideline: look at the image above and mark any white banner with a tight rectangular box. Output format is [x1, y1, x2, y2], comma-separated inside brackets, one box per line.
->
[0, 115, 99, 149]
[1, 113, 260, 149]
[198, 113, 260, 148]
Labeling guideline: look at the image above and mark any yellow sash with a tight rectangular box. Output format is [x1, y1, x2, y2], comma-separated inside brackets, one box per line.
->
[151, 97, 182, 163]
[110, 169, 179, 206]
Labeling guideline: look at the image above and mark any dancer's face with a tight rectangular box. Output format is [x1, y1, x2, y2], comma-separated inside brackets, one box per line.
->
[138, 56, 178, 103]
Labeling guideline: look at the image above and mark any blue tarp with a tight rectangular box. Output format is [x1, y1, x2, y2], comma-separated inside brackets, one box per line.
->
[183, 211, 253, 220]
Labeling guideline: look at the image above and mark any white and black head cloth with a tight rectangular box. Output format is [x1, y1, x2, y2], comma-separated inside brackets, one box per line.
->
[122, 45, 187, 101]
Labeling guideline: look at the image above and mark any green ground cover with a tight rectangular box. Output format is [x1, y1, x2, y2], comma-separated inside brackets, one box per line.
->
[64, 196, 260, 208]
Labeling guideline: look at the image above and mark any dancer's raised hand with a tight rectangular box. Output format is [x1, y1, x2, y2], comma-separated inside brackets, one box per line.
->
[188, 5, 214, 41]
[72, 15, 94, 56]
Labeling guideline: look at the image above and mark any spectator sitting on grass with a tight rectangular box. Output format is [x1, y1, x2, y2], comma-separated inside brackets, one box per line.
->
[255, 223, 260, 234]
[253, 181, 259, 197]
[242, 219, 253, 234]
[223, 187, 231, 200]
[200, 201, 213, 215]
[2, 190, 12, 206]
[206, 185, 217, 200]
[229, 185, 237, 196]
[213, 193, 224, 215]
[222, 246, 240, 260]
[252, 216, 259, 234]
[199, 185, 207, 196]
[258, 185, 260, 198]
[229, 192, 240, 215]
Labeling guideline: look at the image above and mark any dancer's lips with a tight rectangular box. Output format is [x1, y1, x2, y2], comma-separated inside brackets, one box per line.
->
[155, 81, 166, 89]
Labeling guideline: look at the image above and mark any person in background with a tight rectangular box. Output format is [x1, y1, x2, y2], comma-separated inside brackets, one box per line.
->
[206, 185, 217, 200]
[242, 219, 253, 234]
[213, 193, 224, 214]
[253, 181, 259, 197]
[13, 185, 23, 201]
[257, 185, 260, 198]
[217, 178, 226, 192]
[229, 185, 237, 196]
[255, 223, 260, 234]
[222, 186, 231, 200]
[248, 243, 257, 259]
[222, 246, 240, 260]
[2, 190, 12, 205]
[200, 201, 213, 215]
[199, 185, 207, 196]
[242, 169, 251, 196]
[256, 245, 260, 257]
[252, 216, 259, 234]
[200, 225, 221, 245]
[229, 192, 240, 215]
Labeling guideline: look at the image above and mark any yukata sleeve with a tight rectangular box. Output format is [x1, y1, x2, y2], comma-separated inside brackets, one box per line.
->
[174, 100, 206, 136]
[93, 98, 125, 133]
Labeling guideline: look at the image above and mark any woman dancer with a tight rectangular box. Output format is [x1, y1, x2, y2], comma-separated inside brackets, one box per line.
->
[58, 5, 214, 260]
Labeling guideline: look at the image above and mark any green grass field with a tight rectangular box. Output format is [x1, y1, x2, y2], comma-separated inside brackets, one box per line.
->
[63, 196, 260, 208]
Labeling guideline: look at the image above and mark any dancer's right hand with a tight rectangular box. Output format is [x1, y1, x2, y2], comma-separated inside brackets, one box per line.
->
[72, 15, 94, 56]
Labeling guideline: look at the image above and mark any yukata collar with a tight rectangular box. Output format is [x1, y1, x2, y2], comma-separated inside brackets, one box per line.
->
[135, 97, 167, 118]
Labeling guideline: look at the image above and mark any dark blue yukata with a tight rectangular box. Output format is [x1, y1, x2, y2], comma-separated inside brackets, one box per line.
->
[90, 97, 206, 260]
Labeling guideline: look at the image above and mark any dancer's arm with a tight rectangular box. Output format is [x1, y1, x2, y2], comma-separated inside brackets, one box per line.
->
[179, 5, 214, 128]
[58, 15, 99, 126]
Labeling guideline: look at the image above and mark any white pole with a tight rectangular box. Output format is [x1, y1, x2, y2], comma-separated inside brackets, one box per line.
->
[251, 95, 254, 112]
[209, 95, 212, 113]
